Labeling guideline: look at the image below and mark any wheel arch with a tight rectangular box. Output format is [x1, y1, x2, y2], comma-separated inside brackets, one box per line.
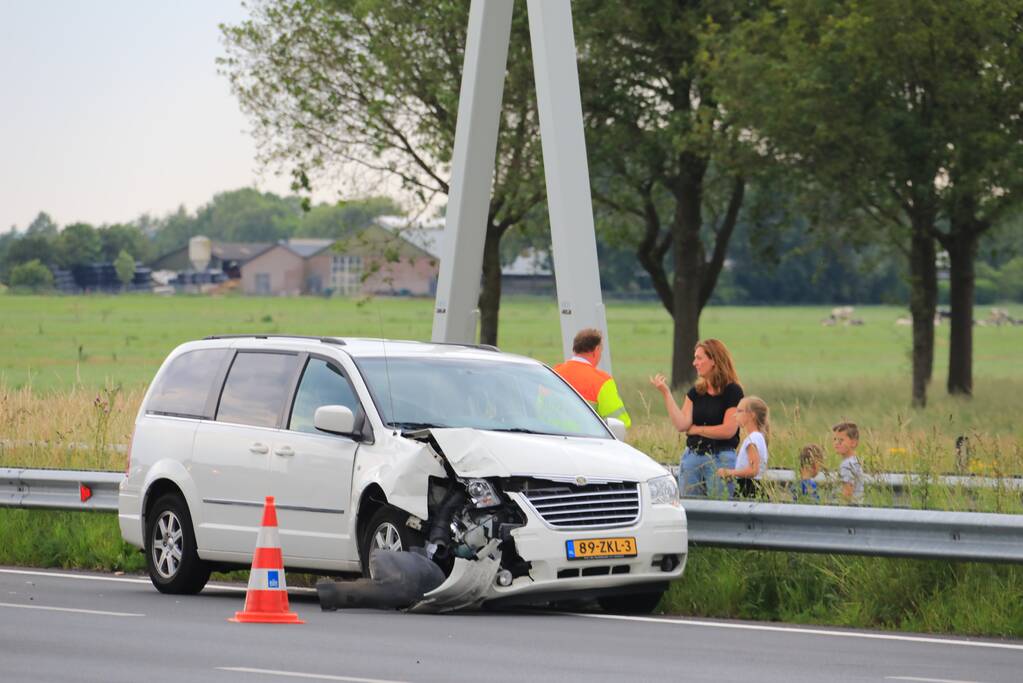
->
[355, 483, 388, 552]
[140, 459, 202, 547]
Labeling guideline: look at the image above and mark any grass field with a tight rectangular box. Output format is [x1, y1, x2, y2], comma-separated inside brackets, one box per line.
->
[2, 294, 1022, 636]
[2, 294, 1021, 477]
[2, 294, 1022, 389]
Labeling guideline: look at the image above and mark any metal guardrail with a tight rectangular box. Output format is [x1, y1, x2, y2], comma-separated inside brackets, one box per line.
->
[2, 468, 1022, 563]
[0, 468, 121, 512]
[670, 466, 1023, 492]
[684, 499, 1023, 563]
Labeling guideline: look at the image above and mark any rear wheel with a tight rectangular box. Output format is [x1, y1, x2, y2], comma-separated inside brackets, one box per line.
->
[145, 494, 210, 594]
[597, 589, 665, 615]
[359, 505, 425, 576]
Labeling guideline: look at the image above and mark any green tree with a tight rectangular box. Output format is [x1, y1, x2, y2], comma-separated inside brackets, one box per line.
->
[101, 224, 152, 263]
[9, 259, 54, 292]
[150, 205, 197, 257]
[221, 0, 545, 345]
[114, 249, 136, 289]
[714, 0, 1023, 403]
[25, 212, 58, 238]
[997, 257, 1023, 302]
[193, 188, 302, 243]
[575, 0, 757, 387]
[6, 234, 57, 270]
[55, 223, 102, 269]
[294, 198, 400, 239]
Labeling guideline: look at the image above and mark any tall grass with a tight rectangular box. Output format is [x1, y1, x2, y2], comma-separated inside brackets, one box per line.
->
[667, 549, 1023, 638]
[0, 382, 141, 470]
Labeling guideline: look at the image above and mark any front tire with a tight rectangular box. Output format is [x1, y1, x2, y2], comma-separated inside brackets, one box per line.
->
[598, 589, 665, 615]
[145, 494, 210, 594]
[359, 505, 425, 576]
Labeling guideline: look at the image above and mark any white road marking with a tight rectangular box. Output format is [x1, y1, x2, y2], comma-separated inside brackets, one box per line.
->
[570, 613, 1023, 652]
[886, 677, 984, 683]
[0, 568, 315, 594]
[0, 601, 143, 617]
[218, 667, 410, 683]
[0, 568, 152, 585]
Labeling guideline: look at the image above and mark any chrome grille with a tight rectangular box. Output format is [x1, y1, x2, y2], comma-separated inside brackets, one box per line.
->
[520, 482, 640, 529]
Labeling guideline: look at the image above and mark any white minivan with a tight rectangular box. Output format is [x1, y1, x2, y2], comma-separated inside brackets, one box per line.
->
[119, 335, 687, 612]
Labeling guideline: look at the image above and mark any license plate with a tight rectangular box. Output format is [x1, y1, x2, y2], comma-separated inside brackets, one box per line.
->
[565, 537, 637, 560]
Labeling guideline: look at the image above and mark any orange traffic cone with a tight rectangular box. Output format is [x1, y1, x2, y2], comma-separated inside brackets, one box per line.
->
[229, 496, 304, 624]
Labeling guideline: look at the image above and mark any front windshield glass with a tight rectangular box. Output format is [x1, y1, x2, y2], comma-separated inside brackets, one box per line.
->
[356, 356, 611, 439]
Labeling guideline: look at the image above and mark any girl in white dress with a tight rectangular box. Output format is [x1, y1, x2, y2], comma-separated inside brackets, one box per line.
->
[717, 396, 770, 498]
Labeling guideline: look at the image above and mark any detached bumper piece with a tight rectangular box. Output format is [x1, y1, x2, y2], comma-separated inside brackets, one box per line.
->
[409, 539, 503, 613]
[316, 547, 446, 611]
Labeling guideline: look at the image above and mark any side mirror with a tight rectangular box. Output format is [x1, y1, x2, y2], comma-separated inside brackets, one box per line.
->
[606, 417, 627, 441]
[314, 405, 356, 435]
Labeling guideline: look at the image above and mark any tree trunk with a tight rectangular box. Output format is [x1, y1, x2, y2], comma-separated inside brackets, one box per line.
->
[670, 173, 705, 389]
[946, 229, 978, 396]
[908, 226, 937, 406]
[477, 223, 503, 347]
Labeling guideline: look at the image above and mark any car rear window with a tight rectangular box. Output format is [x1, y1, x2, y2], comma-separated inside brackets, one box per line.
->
[216, 351, 299, 428]
[146, 348, 230, 418]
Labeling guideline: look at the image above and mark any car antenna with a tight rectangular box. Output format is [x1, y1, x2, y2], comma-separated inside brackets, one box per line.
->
[377, 307, 396, 433]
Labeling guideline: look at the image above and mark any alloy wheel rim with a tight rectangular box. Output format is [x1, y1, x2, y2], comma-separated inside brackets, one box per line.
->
[371, 521, 403, 553]
[153, 510, 184, 579]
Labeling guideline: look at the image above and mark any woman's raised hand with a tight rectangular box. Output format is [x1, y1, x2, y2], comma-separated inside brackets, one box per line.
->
[649, 373, 670, 394]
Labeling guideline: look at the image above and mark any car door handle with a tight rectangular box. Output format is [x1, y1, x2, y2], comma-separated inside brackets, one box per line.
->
[249, 443, 269, 455]
[274, 446, 295, 457]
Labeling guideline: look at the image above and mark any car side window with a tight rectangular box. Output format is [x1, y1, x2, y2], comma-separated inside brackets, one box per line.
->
[288, 358, 360, 434]
[216, 352, 298, 428]
[147, 348, 230, 418]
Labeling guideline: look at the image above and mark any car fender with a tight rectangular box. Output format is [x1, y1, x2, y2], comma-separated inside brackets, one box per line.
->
[140, 459, 204, 545]
[352, 437, 446, 522]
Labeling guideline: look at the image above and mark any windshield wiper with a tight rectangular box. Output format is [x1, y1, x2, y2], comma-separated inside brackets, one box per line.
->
[487, 427, 555, 435]
[389, 421, 451, 431]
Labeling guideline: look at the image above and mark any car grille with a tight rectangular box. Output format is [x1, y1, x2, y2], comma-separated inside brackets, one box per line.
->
[520, 482, 640, 529]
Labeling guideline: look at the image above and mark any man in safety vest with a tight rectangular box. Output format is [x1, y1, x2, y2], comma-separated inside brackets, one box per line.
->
[553, 328, 631, 429]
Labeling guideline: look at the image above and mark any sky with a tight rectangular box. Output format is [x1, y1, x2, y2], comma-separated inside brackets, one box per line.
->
[0, 1, 296, 233]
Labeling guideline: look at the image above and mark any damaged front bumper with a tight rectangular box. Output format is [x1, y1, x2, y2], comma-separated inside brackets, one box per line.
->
[410, 498, 687, 611]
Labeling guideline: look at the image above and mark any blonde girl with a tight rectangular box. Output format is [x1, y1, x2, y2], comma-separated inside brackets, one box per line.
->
[717, 396, 770, 498]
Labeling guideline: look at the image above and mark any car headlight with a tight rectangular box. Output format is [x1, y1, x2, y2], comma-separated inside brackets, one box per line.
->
[465, 478, 501, 508]
[648, 474, 680, 507]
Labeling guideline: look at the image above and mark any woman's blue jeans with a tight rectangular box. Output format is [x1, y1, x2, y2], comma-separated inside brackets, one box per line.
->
[679, 447, 737, 498]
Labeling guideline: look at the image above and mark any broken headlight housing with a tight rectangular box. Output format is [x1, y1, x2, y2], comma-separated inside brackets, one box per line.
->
[464, 478, 501, 508]
[648, 474, 680, 507]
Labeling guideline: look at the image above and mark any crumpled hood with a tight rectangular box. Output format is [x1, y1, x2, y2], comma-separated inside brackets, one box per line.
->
[427, 428, 669, 482]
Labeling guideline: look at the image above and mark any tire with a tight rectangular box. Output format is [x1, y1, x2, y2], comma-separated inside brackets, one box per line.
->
[359, 505, 426, 577]
[598, 589, 665, 615]
[145, 493, 211, 595]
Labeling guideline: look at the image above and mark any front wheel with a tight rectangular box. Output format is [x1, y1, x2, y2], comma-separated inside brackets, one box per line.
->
[598, 589, 665, 615]
[359, 505, 425, 577]
[145, 494, 210, 594]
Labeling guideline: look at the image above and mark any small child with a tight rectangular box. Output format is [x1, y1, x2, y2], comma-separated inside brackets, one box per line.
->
[797, 443, 824, 502]
[832, 422, 864, 504]
[717, 396, 769, 498]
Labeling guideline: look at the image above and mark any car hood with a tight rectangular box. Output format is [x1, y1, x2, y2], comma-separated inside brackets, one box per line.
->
[427, 428, 669, 482]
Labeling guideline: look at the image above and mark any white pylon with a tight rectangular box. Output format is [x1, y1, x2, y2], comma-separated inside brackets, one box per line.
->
[430, 0, 612, 372]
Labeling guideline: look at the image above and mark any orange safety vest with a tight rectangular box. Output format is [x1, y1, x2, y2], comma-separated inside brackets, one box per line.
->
[552, 357, 631, 428]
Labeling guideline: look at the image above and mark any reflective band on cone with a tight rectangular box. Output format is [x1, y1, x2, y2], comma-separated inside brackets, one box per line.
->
[229, 496, 303, 624]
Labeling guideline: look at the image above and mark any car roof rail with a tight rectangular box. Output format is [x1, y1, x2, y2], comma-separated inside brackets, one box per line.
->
[203, 334, 347, 346]
[427, 340, 500, 352]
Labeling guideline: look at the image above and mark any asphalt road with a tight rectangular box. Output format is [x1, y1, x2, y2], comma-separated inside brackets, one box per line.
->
[1, 566, 1020, 683]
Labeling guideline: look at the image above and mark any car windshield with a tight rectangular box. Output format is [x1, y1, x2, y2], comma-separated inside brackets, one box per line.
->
[356, 356, 611, 439]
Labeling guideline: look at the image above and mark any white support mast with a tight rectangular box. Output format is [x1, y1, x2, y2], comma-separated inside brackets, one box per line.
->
[432, 0, 611, 371]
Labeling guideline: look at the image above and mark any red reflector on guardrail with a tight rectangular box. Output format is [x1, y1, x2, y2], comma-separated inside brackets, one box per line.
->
[79, 484, 92, 502]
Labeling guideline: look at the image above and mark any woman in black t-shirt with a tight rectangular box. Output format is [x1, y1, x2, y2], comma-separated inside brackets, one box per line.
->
[650, 339, 743, 498]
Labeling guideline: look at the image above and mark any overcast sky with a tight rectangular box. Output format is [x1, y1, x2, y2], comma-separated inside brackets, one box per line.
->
[0, 1, 296, 233]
